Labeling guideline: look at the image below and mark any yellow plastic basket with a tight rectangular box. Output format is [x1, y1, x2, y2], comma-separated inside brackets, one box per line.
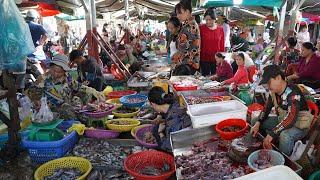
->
[131, 124, 153, 137]
[112, 107, 140, 118]
[106, 98, 121, 108]
[34, 157, 92, 180]
[106, 119, 141, 132]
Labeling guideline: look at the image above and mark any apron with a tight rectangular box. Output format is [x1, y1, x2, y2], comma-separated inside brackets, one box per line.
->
[271, 93, 313, 129]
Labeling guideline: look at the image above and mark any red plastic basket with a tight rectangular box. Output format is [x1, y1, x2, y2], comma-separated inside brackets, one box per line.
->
[107, 90, 137, 99]
[135, 125, 158, 148]
[85, 129, 120, 139]
[124, 150, 176, 180]
[173, 84, 197, 91]
[215, 119, 248, 140]
[247, 103, 264, 116]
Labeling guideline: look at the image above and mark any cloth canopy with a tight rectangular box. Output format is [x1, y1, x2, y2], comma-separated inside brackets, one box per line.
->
[38, 3, 60, 17]
[203, 0, 283, 8]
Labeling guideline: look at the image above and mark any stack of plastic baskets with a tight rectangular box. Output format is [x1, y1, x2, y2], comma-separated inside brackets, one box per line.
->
[22, 131, 78, 164]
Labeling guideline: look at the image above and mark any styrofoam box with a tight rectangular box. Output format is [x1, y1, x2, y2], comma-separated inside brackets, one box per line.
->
[235, 165, 303, 180]
[187, 100, 248, 128]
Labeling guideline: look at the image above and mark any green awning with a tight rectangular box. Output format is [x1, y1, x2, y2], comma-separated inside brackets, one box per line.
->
[55, 13, 84, 21]
[203, 0, 283, 8]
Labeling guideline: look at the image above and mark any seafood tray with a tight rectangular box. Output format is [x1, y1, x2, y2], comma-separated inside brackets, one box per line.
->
[127, 71, 156, 87]
[170, 126, 302, 180]
[72, 138, 144, 170]
[180, 90, 232, 106]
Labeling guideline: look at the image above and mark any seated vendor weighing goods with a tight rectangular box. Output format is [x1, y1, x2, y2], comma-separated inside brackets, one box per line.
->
[251, 65, 313, 155]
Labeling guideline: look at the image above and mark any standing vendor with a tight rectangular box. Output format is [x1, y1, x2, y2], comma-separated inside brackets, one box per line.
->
[172, 0, 201, 74]
[251, 65, 313, 155]
[148, 86, 191, 152]
[69, 50, 104, 91]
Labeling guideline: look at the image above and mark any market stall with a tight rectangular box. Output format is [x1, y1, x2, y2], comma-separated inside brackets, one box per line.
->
[2, 0, 320, 179]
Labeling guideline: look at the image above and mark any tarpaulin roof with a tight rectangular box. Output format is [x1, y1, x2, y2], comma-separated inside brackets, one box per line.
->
[202, 0, 283, 8]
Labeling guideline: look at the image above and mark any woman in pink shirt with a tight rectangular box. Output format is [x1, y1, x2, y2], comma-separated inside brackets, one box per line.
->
[287, 42, 320, 89]
[221, 53, 249, 86]
[210, 52, 233, 82]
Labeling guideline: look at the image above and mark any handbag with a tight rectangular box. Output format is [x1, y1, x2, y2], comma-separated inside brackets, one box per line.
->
[271, 93, 313, 129]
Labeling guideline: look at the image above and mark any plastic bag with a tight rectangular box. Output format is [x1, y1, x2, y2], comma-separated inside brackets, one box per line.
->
[0, 0, 35, 72]
[33, 97, 53, 123]
[18, 94, 33, 121]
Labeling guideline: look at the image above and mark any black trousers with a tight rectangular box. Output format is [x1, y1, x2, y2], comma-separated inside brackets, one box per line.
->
[200, 61, 216, 76]
[231, 61, 238, 75]
[300, 78, 320, 89]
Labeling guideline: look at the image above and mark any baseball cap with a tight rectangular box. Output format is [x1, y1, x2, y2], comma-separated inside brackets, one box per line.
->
[51, 54, 70, 72]
[259, 65, 284, 85]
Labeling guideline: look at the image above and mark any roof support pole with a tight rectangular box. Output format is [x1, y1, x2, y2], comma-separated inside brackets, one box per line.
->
[124, 0, 129, 27]
[274, 0, 287, 64]
[91, 0, 100, 63]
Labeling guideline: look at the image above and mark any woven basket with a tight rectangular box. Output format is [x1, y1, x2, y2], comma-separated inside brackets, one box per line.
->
[34, 157, 92, 180]
[85, 129, 120, 139]
[106, 119, 140, 132]
[135, 125, 158, 148]
[112, 107, 140, 118]
[83, 104, 116, 119]
[124, 150, 175, 180]
[106, 98, 121, 108]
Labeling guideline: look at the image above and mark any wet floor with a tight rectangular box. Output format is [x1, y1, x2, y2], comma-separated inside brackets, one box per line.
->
[0, 152, 35, 180]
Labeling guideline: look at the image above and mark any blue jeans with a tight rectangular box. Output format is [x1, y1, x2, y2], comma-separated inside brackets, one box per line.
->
[258, 116, 308, 156]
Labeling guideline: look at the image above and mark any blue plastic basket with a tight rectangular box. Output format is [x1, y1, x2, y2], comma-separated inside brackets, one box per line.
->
[57, 120, 80, 132]
[22, 131, 78, 164]
[0, 130, 30, 150]
[120, 94, 148, 108]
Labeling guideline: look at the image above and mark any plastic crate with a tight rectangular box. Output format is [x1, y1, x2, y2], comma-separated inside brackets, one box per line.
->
[187, 100, 248, 128]
[57, 120, 80, 132]
[22, 131, 78, 164]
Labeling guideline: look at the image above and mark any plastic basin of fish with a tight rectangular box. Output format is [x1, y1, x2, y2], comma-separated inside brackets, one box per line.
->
[106, 119, 141, 132]
[34, 157, 92, 180]
[107, 90, 137, 99]
[106, 98, 122, 108]
[135, 125, 158, 148]
[131, 124, 153, 138]
[248, 150, 285, 172]
[215, 118, 248, 140]
[112, 107, 140, 118]
[120, 94, 148, 108]
[124, 150, 176, 180]
[84, 129, 120, 139]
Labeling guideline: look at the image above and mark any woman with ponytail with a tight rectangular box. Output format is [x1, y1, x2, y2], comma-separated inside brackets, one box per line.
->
[148, 86, 191, 152]
[287, 42, 320, 89]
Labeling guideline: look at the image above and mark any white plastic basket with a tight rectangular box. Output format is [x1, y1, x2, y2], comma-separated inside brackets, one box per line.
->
[187, 100, 248, 128]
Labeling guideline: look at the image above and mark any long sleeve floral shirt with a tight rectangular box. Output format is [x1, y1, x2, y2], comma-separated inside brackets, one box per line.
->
[172, 17, 201, 70]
